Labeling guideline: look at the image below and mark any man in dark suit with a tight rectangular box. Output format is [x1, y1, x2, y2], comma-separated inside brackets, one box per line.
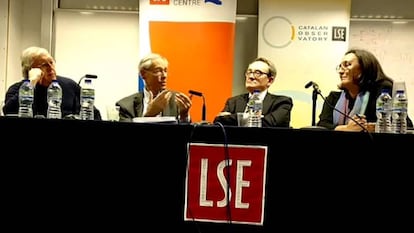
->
[116, 53, 192, 122]
[214, 57, 293, 127]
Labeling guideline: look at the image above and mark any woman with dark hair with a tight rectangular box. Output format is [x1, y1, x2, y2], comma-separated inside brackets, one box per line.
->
[317, 48, 412, 131]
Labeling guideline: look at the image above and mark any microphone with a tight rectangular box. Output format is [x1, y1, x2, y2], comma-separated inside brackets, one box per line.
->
[304, 81, 313, 89]
[78, 74, 98, 85]
[188, 90, 207, 123]
[305, 81, 321, 93]
[189, 90, 202, 97]
[85, 74, 98, 79]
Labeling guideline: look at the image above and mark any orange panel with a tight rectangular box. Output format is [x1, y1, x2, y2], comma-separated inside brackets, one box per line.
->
[149, 21, 235, 123]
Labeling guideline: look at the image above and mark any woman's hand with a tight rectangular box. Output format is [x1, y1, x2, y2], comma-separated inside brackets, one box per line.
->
[335, 114, 368, 132]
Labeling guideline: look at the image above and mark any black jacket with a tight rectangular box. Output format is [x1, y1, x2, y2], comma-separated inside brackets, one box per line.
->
[213, 92, 293, 127]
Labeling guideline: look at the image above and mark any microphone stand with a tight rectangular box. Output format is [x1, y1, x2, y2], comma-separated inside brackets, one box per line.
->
[312, 88, 318, 126]
[78, 74, 98, 85]
[189, 90, 208, 125]
[198, 95, 209, 125]
[202, 95, 206, 122]
[303, 81, 325, 130]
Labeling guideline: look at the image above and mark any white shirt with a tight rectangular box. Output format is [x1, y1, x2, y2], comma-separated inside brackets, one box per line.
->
[248, 89, 267, 102]
[142, 88, 152, 116]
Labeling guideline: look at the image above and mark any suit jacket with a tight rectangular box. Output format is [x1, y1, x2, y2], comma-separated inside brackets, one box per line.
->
[213, 92, 293, 127]
[116, 92, 179, 122]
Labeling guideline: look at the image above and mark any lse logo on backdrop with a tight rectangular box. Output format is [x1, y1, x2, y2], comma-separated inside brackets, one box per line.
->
[150, 0, 170, 5]
[184, 143, 268, 225]
[332, 27, 346, 41]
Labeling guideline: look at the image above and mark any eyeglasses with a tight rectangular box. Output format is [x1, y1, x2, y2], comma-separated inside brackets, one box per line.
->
[33, 59, 55, 69]
[245, 70, 269, 78]
[336, 61, 352, 72]
[147, 68, 167, 76]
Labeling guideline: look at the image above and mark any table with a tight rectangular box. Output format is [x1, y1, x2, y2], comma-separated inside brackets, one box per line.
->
[1, 116, 412, 231]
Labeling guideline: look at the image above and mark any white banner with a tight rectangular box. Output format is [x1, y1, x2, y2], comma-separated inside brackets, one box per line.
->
[259, 0, 351, 128]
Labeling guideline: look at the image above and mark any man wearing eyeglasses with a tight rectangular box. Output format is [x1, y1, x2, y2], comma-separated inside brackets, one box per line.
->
[116, 53, 192, 122]
[213, 57, 293, 127]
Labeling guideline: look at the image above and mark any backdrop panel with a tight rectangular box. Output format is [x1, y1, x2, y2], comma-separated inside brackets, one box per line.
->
[258, 0, 351, 128]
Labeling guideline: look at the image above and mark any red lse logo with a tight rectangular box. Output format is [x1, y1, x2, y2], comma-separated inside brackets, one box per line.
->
[150, 0, 170, 5]
[185, 143, 268, 225]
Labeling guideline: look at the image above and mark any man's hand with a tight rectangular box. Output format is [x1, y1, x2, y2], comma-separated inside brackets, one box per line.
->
[175, 92, 192, 118]
[144, 90, 173, 117]
[28, 68, 42, 86]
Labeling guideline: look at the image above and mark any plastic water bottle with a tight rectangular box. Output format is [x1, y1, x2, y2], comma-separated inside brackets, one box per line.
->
[247, 90, 262, 127]
[391, 89, 408, 134]
[375, 89, 392, 133]
[47, 80, 62, 119]
[18, 79, 34, 118]
[80, 79, 95, 120]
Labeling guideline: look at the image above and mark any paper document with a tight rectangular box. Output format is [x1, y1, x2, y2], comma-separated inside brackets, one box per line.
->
[132, 116, 177, 124]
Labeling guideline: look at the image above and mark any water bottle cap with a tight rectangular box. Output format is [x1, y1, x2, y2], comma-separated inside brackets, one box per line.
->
[381, 89, 390, 94]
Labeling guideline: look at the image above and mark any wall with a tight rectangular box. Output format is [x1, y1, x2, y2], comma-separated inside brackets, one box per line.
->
[0, 0, 8, 107]
[233, 15, 258, 96]
[1, 0, 43, 102]
[53, 9, 140, 120]
[349, 20, 414, 120]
